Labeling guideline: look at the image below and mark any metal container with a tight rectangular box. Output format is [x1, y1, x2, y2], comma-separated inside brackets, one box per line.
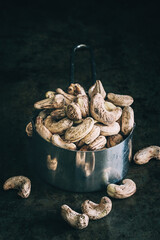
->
[28, 44, 135, 192]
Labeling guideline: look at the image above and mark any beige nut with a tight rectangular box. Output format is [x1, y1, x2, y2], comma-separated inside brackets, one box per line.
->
[75, 94, 89, 118]
[81, 125, 100, 145]
[81, 196, 112, 220]
[35, 116, 52, 142]
[56, 88, 76, 102]
[90, 93, 121, 125]
[88, 80, 106, 99]
[133, 146, 160, 165]
[66, 102, 82, 121]
[50, 108, 66, 120]
[107, 93, 134, 107]
[88, 135, 107, 151]
[34, 94, 65, 109]
[121, 106, 134, 135]
[51, 134, 77, 150]
[65, 117, 94, 142]
[45, 91, 55, 98]
[68, 83, 86, 96]
[107, 179, 136, 199]
[107, 134, 123, 148]
[44, 116, 73, 135]
[61, 205, 89, 229]
[104, 101, 117, 111]
[3, 176, 31, 198]
[95, 122, 120, 137]
[25, 122, 33, 137]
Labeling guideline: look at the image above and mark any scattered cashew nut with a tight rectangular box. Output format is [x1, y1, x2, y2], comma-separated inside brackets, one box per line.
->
[134, 146, 160, 165]
[3, 176, 31, 198]
[107, 179, 136, 199]
[61, 205, 89, 229]
[81, 196, 112, 220]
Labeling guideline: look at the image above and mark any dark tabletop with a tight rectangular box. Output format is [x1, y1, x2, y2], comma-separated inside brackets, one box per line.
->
[0, 1, 160, 239]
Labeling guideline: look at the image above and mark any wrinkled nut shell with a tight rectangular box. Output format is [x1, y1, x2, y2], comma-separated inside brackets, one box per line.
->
[89, 80, 106, 99]
[107, 93, 134, 107]
[35, 116, 52, 142]
[81, 125, 100, 145]
[75, 95, 89, 118]
[65, 117, 94, 142]
[68, 83, 86, 96]
[50, 108, 66, 120]
[51, 134, 77, 150]
[81, 196, 112, 220]
[61, 205, 89, 229]
[107, 179, 136, 199]
[95, 122, 120, 137]
[133, 146, 160, 165]
[66, 102, 82, 121]
[88, 135, 107, 151]
[3, 176, 31, 198]
[107, 134, 123, 148]
[121, 106, 134, 135]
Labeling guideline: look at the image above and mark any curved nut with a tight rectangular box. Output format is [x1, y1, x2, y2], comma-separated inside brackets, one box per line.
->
[61, 205, 89, 229]
[68, 83, 86, 96]
[107, 179, 136, 199]
[88, 135, 107, 151]
[104, 101, 117, 111]
[3, 176, 31, 198]
[47, 155, 58, 171]
[95, 122, 120, 137]
[50, 108, 66, 120]
[107, 93, 134, 107]
[81, 125, 100, 145]
[44, 116, 73, 135]
[90, 93, 121, 125]
[133, 146, 160, 165]
[35, 116, 52, 142]
[75, 94, 89, 118]
[121, 106, 134, 135]
[51, 134, 77, 150]
[66, 102, 82, 121]
[88, 80, 106, 99]
[107, 134, 123, 148]
[65, 117, 94, 142]
[56, 88, 76, 102]
[45, 91, 55, 98]
[81, 196, 112, 220]
[34, 94, 65, 109]
[25, 122, 33, 137]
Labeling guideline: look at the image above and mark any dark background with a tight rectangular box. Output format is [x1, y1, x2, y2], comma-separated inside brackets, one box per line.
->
[0, 1, 160, 239]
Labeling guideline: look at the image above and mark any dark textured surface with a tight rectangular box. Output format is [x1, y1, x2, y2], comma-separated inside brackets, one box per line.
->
[0, 1, 160, 239]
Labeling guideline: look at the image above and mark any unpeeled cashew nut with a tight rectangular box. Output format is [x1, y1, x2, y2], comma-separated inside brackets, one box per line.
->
[65, 117, 94, 142]
[56, 88, 76, 102]
[66, 102, 82, 121]
[35, 116, 52, 142]
[88, 80, 106, 99]
[61, 205, 89, 229]
[34, 94, 65, 109]
[107, 179, 136, 199]
[107, 93, 134, 107]
[90, 93, 122, 125]
[25, 122, 33, 137]
[3, 176, 31, 198]
[134, 146, 160, 165]
[81, 125, 100, 145]
[95, 122, 120, 137]
[44, 116, 73, 135]
[75, 94, 89, 118]
[68, 83, 86, 96]
[107, 134, 123, 148]
[50, 108, 66, 120]
[81, 196, 112, 220]
[121, 106, 134, 135]
[88, 135, 107, 151]
[52, 134, 77, 150]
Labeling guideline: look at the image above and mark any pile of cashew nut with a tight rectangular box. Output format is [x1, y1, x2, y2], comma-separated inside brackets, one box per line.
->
[26, 80, 135, 151]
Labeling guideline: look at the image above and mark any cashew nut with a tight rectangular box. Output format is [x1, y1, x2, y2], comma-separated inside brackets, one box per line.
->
[107, 179, 136, 199]
[133, 146, 160, 165]
[107, 134, 123, 148]
[88, 80, 106, 99]
[75, 94, 89, 118]
[45, 91, 55, 98]
[66, 102, 82, 121]
[68, 83, 86, 96]
[56, 88, 76, 102]
[104, 101, 117, 111]
[50, 108, 66, 120]
[95, 122, 120, 137]
[88, 135, 107, 151]
[107, 93, 134, 107]
[61, 205, 89, 229]
[81, 197, 112, 220]
[35, 116, 52, 142]
[34, 94, 65, 109]
[65, 117, 94, 142]
[44, 116, 73, 135]
[25, 122, 33, 137]
[3, 176, 31, 198]
[52, 134, 77, 150]
[81, 125, 100, 145]
[90, 93, 122, 125]
[121, 106, 134, 135]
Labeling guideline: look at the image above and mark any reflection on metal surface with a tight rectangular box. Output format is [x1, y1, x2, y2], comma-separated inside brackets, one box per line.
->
[47, 155, 58, 171]
[128, 139, 132, 162]
[102, 167, 121, 185]
[76, 151, 95, 177]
